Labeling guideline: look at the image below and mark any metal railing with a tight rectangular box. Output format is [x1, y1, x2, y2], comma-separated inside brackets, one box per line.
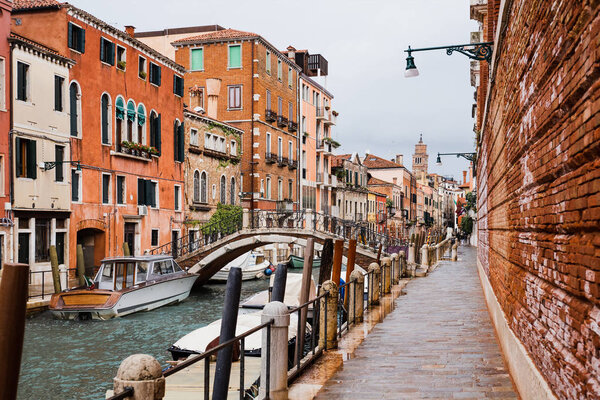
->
[28, 267, 79, 300]
[253, 210, 305, 230]
[149, 210, 243, 259]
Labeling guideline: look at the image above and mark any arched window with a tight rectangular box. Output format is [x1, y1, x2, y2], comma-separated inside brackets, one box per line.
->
[115, 96, 125, 150]
[193, 170, 200, 202]
[69, 82, 81, 137]
[126, 100, 136, 142]
[101, 93, 111, 144]
[200, 171, 207, 203]
[137, 104, 146, 145]
[230, 177, 235, 205]
[149, 111, 161, 154]
[220, 175, 226, 204]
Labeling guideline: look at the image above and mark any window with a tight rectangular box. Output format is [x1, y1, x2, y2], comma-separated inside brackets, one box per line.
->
[265, 50, 271, 74]
[212, 184, 216, 200]
[138, 56, 147, 79]
[149, 112, 161, 154]
[190, 128, 199, 146]
[266, 177, 271, 200]
[16, 61, 28, 102]
[277, 59, 282, 80]
[116, 175, 125, 205]
[35, 219, 51, 262]
[220, 175, 226, 203]
[102, 174, 111, 204]
[174, 185, 181, 211]
[100, 38, 115, 66]
[115, 96, 125, 147]
[278, 137, 282, 159]
[266, 132, 271, 154]
[0, 58, 5, 110]
[191, 87, 204, 109]
[278, 179, 283, 201]
[173, 75, 184, 97]
[116, 45, 126, 70]
[68, 22, 85, 53]
[54, 75, 64, 111]
[191, 48, 204, 71]
[288, 141, 293, 161]
[101, 93, 111, 144]
[260, 179, 264, 198]
[228, 85, 242, 109]
[278, 97, 282, 116]
[149, 62, 161, 86]
[126, 100, 135, 142]
[200, 171, 207, 203]
[230, 177, 235, 205]
[289, 179, 293, 199]
[193, 171, 200, 202]
[15, 138, 36, 179]
[228, 45, 241, 68]
[69, 82, 81, 137]
[71, 170, 81, 202]
[266, 89, 271, 110]
[288, 66, 293, 88]
[137, 104, 146, 145]
[230, 140, 237, 156]
[151, 229, 159, 247]
[137, 178, 157, 207]
[54, 145, 64, 182]
[289, 102, 293, 120]
[174, 121, 184, 162]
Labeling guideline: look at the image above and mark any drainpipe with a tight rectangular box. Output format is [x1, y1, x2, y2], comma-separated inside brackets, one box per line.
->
[298, 75, 302, 210]
[8, 45, 14, 263]
[250, 41, 255, 226]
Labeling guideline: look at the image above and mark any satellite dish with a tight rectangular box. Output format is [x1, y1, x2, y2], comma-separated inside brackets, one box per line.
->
[194, 106, 205, 114]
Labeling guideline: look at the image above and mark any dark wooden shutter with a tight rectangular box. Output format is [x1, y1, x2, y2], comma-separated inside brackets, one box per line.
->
[68, 23, 73, 49]
[109, 42, 115, 66]
[15, 138, 22, 177]
[137, 179, 145, 205]
[157, 65, 161, 86]
[70, 84, 78, 136]
[157, 113, 162, 155]
[178, 122, 184, 161]
[101, 95, 109, 143]
[54, 76, 61, 111]
[145, 180, 154, 207]
[17, 63, 25, 101]
[79, 27, 85, 53]
[173, 122, 178, 161]
[100, 38, 105, 62]
[55, 146, 64, 182]
[71, 170, 79, 201]
[27, 140, 36, 179]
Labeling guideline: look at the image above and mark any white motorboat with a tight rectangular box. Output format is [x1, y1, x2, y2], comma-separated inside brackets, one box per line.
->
[241, 273, 317, 309]
[49, 255, 198, 320]
[211, 251, 272, 282]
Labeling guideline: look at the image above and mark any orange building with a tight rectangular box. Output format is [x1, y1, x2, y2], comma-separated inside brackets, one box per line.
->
[164, 29, 301, 212]
[12, 1, 186, 271]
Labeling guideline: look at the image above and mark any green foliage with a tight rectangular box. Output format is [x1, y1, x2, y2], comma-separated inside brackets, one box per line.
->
[461, 215, 473, 235]
[201, 203, 242, 235]
[465, 191, 477, 213]
[385, 198, 394, 209]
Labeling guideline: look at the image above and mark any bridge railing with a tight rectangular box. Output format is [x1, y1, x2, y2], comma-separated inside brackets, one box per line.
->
[252, 210, 306, 229]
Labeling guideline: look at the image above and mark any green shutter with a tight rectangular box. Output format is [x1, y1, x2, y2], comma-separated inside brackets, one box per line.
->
[115, 97, 124, 120]
[157, 113, 162, 155]
[191, 48, 203, 70]
[145, 180, 153, 207]
[100, 38, 105, 62]
[157, 66, 161, 86]
[68, 23, 73, 49]
[178, 123, 184, 162]
[137, 104, 145, 126]
[79, 28, 85, 53]
[109, 42, 115, 66]
[27, 140, 36, 179]
[173, 122, 178, 162]
[138, 179, 145, 205]
[229, 45, 241, 68]
[15, 138, 22, 177]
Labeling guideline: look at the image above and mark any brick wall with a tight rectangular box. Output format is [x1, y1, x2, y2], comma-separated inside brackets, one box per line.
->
[477, 1, 600, 398]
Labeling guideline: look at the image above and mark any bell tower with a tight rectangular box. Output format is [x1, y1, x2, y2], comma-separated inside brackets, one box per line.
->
[412, 134, 428, 181]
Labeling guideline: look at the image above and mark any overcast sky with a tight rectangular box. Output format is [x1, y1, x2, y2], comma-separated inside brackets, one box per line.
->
[70, 0, 479, 182]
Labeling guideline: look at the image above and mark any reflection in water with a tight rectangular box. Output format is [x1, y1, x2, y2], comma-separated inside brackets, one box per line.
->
[18, 279, 269, 400]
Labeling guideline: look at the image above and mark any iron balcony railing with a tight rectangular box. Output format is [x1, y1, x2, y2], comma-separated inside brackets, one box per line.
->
[316, 107, 325, 119]
[288, 120, 298, 132]
[277, 156, 288, 167]
[277, 115, 288, 128]
[265, 152, 277, 164]
[265, 109, 277, 122]
[287, 159, 298, 169]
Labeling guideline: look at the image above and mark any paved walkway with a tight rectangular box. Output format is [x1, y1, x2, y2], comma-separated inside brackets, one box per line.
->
[315, 246, 518, 399]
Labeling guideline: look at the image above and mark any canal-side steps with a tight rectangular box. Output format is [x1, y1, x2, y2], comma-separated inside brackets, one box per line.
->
[104, 239, 457, 400]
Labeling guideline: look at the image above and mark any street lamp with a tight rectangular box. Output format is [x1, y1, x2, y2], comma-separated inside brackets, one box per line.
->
[404, 42, 493, 78]
[436, 152, 477, 166]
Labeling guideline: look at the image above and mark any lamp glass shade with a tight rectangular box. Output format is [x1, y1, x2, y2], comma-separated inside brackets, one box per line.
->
[404, 68, 420, 78]
[436, 155, 442, 165]
[404, 53, 419, 78]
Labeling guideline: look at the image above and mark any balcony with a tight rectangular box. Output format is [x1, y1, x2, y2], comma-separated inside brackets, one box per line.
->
[324, 110, 337, 126]
[316, 172, 324, 184]
[277, 156, 288, 167]
[308, 54, 328, 76]
[330, 174, 338, 187]
[265, 109, 277, 123]
[277, 115, 288, 128]
[316, 139, 332, 154]
[265, 152, 277, 164]
[288, 120, 298, 132]
[316, 107, 326, 120]
[287, 159, 298, 169]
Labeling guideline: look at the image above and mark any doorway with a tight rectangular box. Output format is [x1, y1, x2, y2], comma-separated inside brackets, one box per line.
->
[124, 223, 136, 256]
[171, 230, 179, 258]
[18, 232, 29, 264]
[77, 228, 105, 276]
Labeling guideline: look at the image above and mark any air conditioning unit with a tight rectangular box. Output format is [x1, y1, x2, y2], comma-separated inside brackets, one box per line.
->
[138, 205, 148, 216]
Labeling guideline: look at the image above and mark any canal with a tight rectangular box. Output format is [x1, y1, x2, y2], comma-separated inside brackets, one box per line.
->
[18, 279, 270, 400]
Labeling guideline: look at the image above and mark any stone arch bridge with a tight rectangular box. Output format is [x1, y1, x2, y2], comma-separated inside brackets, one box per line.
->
[150, 210, 404, 285]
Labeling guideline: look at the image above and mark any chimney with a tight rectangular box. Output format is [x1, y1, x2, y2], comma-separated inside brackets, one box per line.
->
[286, 45, 296, 61]
[125, 25, 135, 37]
[393, 177, 397, 184]
[395, 154, 403, 165]
[462, 170, 467, 184]
[206, 78, 222, 120]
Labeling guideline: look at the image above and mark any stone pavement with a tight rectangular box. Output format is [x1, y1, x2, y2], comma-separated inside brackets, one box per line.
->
[315, 245, 518, 399]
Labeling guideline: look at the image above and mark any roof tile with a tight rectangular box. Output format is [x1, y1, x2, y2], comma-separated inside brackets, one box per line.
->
[173, 29, 258, 44]
[362, 154, 404, 169]
[12, 0, 60, 10]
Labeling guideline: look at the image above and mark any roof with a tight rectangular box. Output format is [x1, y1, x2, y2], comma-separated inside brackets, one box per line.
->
[135, 25, 226, 38]
[184, 109, 244, 134]
[331, 154, 352, 168]
[12, 0, 60, 11]
[368, 177, 393, 186]
[362, 154, 404, 169]
[8, 33, 75, 65]
[172, 28, 258, 44]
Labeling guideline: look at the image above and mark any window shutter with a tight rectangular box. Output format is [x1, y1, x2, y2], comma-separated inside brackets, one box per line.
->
[15, 138, 22, 177]
[79, 27, 85, 53]
[137, 179, 145, 205]
[27, 140, 36, 179]
[178, 123, 184, 162]
[157, 113, 162, 155]
[145, 180, 154, 207]
[71, 170, 79, 202]
[157, 66, 161, 86]
[54, 76, 60, 110]
[68, 23, 73, 49]
[100, 38, 105, 62]
[110, 42, 115, 66]
[173, 76, 176, 94]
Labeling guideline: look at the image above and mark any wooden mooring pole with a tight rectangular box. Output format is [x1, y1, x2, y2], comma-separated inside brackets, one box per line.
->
[295, 238, 314, 365]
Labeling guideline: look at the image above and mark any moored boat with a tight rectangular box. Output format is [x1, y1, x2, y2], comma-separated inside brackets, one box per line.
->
[288, 254, 321, 269]
[211, 251, 272, 282]
[49, 255, 198, 320]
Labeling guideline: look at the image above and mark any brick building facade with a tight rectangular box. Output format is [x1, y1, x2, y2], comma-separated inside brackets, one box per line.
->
[0, 0, 11, 266]
[473, 0, 600, 398]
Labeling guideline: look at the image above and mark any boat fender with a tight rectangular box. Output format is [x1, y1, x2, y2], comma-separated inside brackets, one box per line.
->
[264, 268, 273, 276]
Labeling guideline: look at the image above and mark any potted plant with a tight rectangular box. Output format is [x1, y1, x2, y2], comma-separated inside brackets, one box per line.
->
[117, 60, 126, 70]
[139, 70, 147, 79]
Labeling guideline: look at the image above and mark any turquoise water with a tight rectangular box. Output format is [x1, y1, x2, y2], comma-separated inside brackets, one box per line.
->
[18, 279, 270, 400]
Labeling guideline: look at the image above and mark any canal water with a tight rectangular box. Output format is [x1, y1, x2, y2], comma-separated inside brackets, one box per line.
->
[18, 279, 270, 400]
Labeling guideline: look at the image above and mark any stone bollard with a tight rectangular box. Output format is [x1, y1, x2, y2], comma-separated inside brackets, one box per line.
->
[305, 209, 314, 230]
[421, 245, 429, 267]
[59, 265, 68, 291]
[381, 257, 391, 294]
[399, 251, 406, 278]
[319, 280, 338, 350]
[260, 301, 289, 400]
[242, 208, 250, 229]
[367, 262, 381, 305]
[390, 253, 399, 284]
[113, 354, 165, 400]
[408, 244, 415, 264]
[348, 270, 364, 324]
[452, 243, 458, 261]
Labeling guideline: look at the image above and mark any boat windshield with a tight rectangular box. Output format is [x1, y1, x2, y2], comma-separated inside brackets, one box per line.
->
[148, 260, 174, 279]
[96, 263, 114, 290]
[173, 260, 183, 272]
[135, 262, 149, 284]
[255, 255, 265, 264]
[114, 262, 135, 290]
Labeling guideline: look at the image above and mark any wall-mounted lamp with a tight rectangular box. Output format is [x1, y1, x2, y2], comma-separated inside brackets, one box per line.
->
[404, 42, 493, 78]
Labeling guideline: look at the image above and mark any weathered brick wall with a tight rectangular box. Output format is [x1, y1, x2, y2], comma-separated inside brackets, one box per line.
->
[477, 0, 600, 398]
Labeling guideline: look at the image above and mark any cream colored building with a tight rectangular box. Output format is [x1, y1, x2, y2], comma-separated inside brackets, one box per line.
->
[10, 34, 74, 271]
[134, 25, 226, 60]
